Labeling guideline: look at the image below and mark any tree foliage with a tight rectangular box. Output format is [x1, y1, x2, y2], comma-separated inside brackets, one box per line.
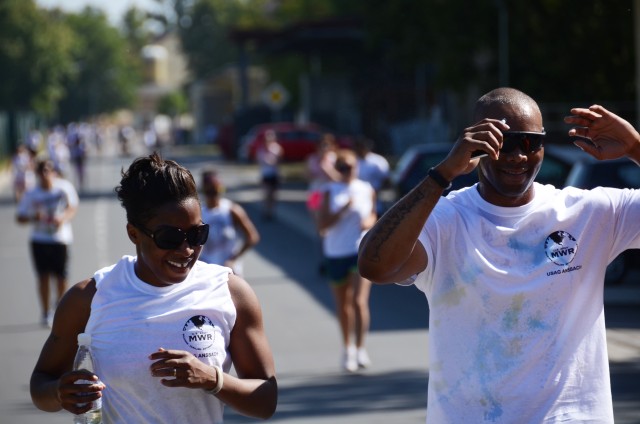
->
[0, 1, 144, 122]
[506, 0, 634, 103]
[122, 0, 639, 107]
[0, 0, 74, 116]
[357, 0, 634, 104]
[157, 91, 189, 116]
[2, 0, 635, 124]
[121, 6, 154, 55]
[56, 7, 141, 123]
[177, 0, 237, 79]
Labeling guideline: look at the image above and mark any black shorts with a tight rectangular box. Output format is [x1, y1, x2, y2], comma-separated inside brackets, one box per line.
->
[324, 254, 359, 285]
[30, 241, 68, 278]
[262, 174, 280, 188]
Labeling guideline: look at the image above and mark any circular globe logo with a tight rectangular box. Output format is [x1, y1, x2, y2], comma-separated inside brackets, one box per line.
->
[182, 315, 216, 351]
[544, 231, 578, 266]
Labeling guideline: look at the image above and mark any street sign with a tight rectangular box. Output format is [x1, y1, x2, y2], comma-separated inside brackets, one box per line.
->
[262, 82, 290, 111]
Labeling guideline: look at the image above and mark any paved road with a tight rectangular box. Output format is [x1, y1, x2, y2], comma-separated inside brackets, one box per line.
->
[0, 141, 639, 423]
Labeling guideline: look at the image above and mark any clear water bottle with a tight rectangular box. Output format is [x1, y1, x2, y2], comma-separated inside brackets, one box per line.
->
[73, 333, 102, 424]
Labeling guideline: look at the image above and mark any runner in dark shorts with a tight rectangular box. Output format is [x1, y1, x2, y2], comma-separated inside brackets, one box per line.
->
[325, 254, 358, 286]
[261, 174, 280, 189]
[31, 241, 68, 278]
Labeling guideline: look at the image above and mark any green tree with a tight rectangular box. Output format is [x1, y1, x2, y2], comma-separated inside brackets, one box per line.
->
[121, 6, 154, 55]
[149, 0, 636, 124]
[175, 0, 239, 79]
[0, 0, 74, 116]
[506, 0, 634, 104]
[152, 0, 339, 80]
[359, 0, 634, 104]
[157, 90, 189, 116]
[57, 7, 142, 123]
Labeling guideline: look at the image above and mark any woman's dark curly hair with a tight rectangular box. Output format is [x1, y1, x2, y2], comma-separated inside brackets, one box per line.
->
[115, 152, 199, 227]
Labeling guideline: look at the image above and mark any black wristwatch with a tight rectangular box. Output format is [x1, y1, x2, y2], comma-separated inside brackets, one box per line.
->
[427, 168, 452, 190]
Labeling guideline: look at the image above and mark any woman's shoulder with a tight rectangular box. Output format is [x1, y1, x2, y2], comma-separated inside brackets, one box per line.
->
[54, 277, 96, 333]
[93, 256, 133, 284]
[227, 273, 261, 315]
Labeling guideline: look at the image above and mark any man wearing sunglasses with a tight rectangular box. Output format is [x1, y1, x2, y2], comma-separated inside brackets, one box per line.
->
[359, 87, 640, 423]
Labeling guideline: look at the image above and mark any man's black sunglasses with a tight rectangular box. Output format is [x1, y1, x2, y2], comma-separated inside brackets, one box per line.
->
[500, 131, 545, 154]
[137, 223, 209, 250]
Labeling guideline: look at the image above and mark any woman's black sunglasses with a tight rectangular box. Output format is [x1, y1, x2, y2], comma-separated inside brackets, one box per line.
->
[501, 131, 545, 154]
[137, 223, 209, 250]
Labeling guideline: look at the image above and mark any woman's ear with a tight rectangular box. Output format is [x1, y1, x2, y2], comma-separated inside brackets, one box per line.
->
[126, 223, 139, 244]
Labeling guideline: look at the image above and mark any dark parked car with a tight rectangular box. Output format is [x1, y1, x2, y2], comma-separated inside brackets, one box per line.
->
[391, 142, 640, 285]
[391, 142, 479, 199]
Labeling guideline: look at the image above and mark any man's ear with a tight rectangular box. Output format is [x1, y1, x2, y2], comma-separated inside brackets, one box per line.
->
[126, 223, 139, 244]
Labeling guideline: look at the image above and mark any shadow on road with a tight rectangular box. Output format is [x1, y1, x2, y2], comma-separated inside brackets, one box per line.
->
[244, 197, 429, 332]
[224, 370, 428, 423]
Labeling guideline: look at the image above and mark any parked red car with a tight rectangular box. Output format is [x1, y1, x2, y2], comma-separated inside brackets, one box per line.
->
[238, 122, 349, 162]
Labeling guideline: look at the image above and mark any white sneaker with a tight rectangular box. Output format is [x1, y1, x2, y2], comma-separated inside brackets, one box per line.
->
[342, 346, 358, 373]
[41, 313, 52, 329]
[357, 347, 372, 368]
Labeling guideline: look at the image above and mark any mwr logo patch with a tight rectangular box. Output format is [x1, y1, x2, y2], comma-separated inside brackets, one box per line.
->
[182, 315, 216, 351]
[544, 231, 578, 266]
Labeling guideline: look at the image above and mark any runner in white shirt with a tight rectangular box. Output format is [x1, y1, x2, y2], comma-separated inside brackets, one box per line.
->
[256, 129, 283, 220]
[359, 87, 640, 423]
[317, 149, 377, 373]
[16, 159, 78, 327]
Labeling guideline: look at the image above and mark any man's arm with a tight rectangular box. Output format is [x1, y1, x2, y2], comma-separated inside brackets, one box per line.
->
[357, 174, 442, 284]
[358, 117, 510, 285]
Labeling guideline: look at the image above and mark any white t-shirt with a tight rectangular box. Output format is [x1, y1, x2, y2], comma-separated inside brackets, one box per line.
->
[85, 256, 236, 424]
[16, 177, 79, 244]
[410, 182, 640, 423]
[322, 179, 374, 258]
[357, 152, 389, 191]
[257, 142, 282, 178]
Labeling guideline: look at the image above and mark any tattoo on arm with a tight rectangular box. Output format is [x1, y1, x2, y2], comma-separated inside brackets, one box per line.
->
[364, 186, 427, 263]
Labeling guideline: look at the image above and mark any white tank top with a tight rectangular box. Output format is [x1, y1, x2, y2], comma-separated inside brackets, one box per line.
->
[200, 198, 238, 267]
[85, 256, 236, 424]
